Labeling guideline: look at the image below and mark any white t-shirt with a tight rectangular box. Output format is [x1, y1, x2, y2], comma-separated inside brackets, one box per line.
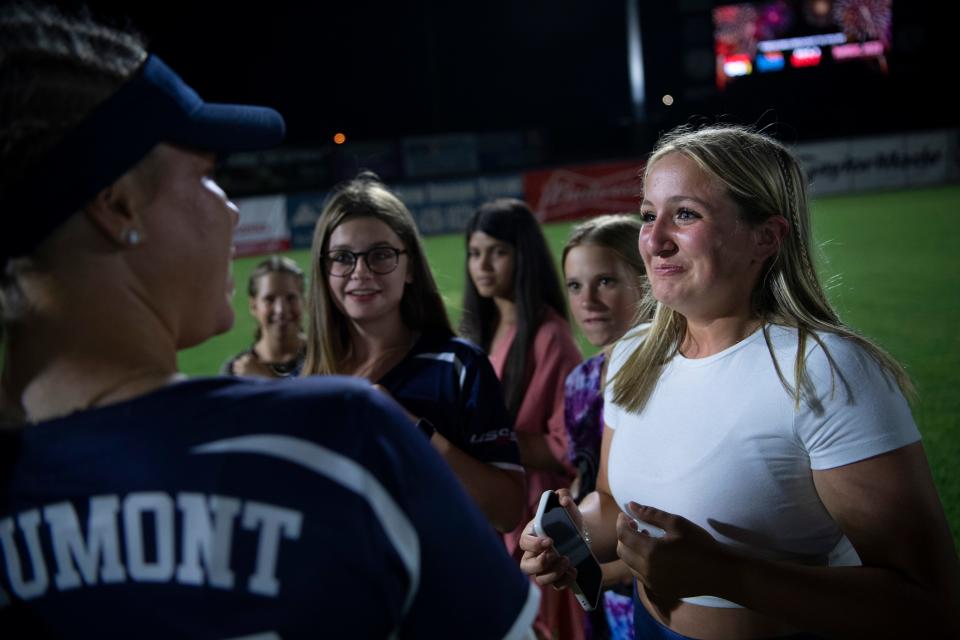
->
[604, 324, 919, 604]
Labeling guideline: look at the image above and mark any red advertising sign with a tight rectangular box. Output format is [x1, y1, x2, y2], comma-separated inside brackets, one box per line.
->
[234, 195, 291, 258]
[523, 160, 644, 223]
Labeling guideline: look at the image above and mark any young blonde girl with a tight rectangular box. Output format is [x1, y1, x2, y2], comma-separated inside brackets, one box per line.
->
[562, 215, 646, 640]
[222, 256, 305, 377]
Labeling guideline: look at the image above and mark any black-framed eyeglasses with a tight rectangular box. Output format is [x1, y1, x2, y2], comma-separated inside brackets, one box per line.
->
[323, 247, 407, 277]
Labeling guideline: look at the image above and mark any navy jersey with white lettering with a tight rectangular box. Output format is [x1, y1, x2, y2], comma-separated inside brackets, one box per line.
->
[379, 334, 521, 472]
[0, 377, 538, 638]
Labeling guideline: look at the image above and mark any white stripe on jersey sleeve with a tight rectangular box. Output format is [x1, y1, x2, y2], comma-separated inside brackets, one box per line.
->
[414, 352, 466, 391]
[491, 461, 526, 474]
[191, 434, 420, 616]
[502, 583, 541, 640]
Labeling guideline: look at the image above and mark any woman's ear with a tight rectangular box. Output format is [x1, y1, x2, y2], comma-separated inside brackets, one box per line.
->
[754, 215, 790, 262]
[83, 174, 145, 248]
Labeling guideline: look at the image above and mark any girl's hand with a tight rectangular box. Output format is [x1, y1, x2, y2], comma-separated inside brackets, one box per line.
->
[518, 519, 576, 589]
[519, 489, 584, 589]
[616, 502, 727, 610]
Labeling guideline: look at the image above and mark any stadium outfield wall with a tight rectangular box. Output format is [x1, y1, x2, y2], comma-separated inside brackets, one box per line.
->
[232, 129, 960, 257]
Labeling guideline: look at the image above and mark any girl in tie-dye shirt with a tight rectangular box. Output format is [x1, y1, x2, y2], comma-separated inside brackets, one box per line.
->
[562, 215, 647, 640]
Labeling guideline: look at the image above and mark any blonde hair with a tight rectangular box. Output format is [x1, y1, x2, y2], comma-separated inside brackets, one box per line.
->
[301, 172, 452, 375]
[562, 213, 647, 291]
[562, 215, 646, 279]
[611, 124, 913, 413]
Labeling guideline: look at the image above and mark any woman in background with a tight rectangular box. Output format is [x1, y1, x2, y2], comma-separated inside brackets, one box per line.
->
[222, 255, 306, 378]
[301, 172, 524, 533]
[561, 215, 646, 640]
[562, 215, 646, 504]
[461, 198, 584, 639]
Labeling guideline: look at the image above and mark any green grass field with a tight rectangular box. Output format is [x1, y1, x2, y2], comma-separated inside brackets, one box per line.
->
[180, 184, 960, 548]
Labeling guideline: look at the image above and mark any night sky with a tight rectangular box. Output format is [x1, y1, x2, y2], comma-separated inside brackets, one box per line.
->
[52, 1, 957, 157]
[65, 2, 628, 144]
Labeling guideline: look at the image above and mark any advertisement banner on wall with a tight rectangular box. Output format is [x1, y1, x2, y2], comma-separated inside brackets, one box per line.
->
[397, 174, 524, 236]
[796, 131, 951, 196]
[233, 194, 290, 257]
[522, 160, 644, 223]
[286, 191, 328, 251]
[795, 140, 855, 196]
[905, 131, 951, 186]
[284, 173, 524, 249]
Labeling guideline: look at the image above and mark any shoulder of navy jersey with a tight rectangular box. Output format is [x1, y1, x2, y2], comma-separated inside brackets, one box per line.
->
[384, 334, 486, 402]
[408, 335, 488, 376]
[1, 376, 538, 637]
[382, 335, 522, 472]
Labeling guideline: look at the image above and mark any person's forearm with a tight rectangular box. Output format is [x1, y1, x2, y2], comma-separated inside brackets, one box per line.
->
[515, 431, 567, 474]
[432, 433, 525, 532]
[713, 550, 960, 637]
[576, 490, 623, 563]
[602, 559, 634, 588]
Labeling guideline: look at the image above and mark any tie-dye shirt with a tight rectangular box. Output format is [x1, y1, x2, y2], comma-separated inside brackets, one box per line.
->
[563, 352, 606, 502]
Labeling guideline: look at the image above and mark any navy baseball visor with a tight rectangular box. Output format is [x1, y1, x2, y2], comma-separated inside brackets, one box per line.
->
[1, 54, 286, 262]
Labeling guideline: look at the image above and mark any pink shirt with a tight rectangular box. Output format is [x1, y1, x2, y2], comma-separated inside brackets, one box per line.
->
[490, 307, 582, 559]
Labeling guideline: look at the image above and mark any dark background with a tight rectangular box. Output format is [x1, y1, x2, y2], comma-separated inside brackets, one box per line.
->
[46, 1, 958, 178]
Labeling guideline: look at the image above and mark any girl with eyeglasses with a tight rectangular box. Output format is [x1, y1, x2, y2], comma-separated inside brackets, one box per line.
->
[301, 172, 525, 533]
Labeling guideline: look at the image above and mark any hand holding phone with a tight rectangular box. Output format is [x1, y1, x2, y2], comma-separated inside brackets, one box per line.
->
[533, 490, 603, 611]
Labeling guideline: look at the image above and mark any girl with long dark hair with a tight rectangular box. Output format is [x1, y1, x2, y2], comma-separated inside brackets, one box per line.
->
[461, 198, 585, 639]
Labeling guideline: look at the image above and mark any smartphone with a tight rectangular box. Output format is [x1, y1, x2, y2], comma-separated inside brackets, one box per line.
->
[533, 490, 602, 611]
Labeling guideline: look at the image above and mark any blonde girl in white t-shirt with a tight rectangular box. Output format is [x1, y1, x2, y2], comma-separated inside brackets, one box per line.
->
[519, 124, 960, 639]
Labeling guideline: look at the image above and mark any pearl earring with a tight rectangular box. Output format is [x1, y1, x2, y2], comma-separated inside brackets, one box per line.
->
[123, 229, 142, 246]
